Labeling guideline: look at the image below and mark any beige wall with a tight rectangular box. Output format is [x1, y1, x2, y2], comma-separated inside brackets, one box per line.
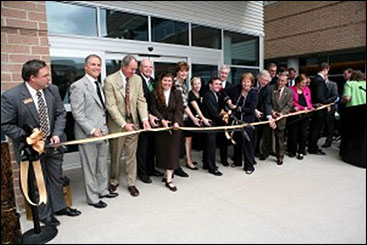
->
[1, 1, 50, 211]
[264, 1, 366, 59]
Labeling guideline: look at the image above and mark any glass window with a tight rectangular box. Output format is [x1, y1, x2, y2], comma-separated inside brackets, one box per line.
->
[106, 59, 122, 76]
[192, 24, 221, 49]
[46, 2, 97, 36]
[224, 31, 259, 66]
[229, 67, 259, 86]
[192, 64, 218, 86]
[51, 57, 86, 153]
[100, 9, 148, 41]
[152, 17, 188, 45]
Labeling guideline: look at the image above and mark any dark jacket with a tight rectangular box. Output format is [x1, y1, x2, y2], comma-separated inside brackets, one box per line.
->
[229, 85, 258, 123]
[202, 90, 223, 126]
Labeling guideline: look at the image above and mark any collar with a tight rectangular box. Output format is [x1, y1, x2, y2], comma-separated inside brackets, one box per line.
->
[85, 74, 98, 84]
[25, 81, 43, 97]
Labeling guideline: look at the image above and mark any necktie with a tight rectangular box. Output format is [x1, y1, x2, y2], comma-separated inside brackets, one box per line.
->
[36, 91, 50, 138]
[148, 79, 154, 92]
[125, 77, 131, 118]
[95, 81, 105, 109]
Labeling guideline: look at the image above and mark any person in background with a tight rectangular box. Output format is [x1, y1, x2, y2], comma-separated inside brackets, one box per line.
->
[150, 73, 184, 191]
[217, 65, 233, 167]
[70, 54, 117, 209]
[1, 59, 81, 226]
[288, 67, 297, 87]
[322, 74, 339, 148]
[287, 74, 313, 160]
[229, 73, 258, 174]
[104, 55, 151, 197]
[136, 58, 163, 184]
[185, 76, 211, 170]
[267, 62, 278, 85]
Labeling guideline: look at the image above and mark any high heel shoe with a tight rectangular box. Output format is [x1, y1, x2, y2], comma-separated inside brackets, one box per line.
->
[165, 181, 177, 192]
[186, 163, 198, 170]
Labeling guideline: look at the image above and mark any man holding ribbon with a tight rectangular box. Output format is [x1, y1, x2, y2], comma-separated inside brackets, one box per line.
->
[104, 55, 151, 197]
[1, 59, 81, 227]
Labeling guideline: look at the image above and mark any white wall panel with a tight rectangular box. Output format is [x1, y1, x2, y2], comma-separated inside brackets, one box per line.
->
[74, 1, 264, 36]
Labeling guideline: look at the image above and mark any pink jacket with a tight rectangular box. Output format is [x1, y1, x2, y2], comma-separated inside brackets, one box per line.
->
[290, 85, 313, 110]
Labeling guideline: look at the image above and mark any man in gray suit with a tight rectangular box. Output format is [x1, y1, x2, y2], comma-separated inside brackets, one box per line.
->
[1, 59, 81, 226]
[70, 54, 118, 209]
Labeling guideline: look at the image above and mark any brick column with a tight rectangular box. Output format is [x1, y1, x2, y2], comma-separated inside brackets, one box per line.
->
[1, 1, 50, 212]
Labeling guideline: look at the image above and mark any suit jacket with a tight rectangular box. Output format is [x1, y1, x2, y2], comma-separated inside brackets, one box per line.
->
[1, 83, 66, 162]
[256, 84, 272, 120]
[229, 86, 258, 123]
[268, 85, 293, 130]
[138, 73, 156, 110]
[150, 88, 184, 126]
[219, 80, 233, 108]
[202, 90, 222, 126]
[69, 75, 108, 140]
[104, 71, 148, 133]
[310, 74, 331, 105]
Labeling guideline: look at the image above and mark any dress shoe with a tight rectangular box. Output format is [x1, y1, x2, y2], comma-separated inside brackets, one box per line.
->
[288, 153, 296, 158]
[221, 161, 229, 167]
[89, 200, 107, 209]
[308, 149, 326, 155]
[276, 157, 283, 165]
[55, 207, 81, 217]
[128, 186, 139, 197]
[174, 167, 189, 177]
[297, 153, 304, 160]
[139, 175, 152, 184]
[209, 169, 223, 176]
[108, 184, 118, 193]
[322, 142, 331, 148]
[40, 216, 60, 226]
[186, 164, 198, 170]
[99, 192, 118, 198]
[259, 156, 267, 161]
[150, 170, 164, 177]
[165, 181, 177, 192]
[245, 170, 254, 175]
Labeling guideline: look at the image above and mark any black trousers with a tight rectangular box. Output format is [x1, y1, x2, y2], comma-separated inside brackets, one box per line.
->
[217, 132, 229, 164]
[203, 132, 217, 172]
[137, 131, 156, 176]
[287, 115, 309, 155]
[308, 109, 327, 152]
[233, 127, 255, 171]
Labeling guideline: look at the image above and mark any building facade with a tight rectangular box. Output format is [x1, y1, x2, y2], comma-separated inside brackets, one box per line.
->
[1, 1, 264, 211]
[264, 1, 366, 89]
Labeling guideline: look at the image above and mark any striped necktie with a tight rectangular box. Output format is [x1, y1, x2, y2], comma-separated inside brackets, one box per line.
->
[125, 77, 131, 118]
[36, 91, 50, 138]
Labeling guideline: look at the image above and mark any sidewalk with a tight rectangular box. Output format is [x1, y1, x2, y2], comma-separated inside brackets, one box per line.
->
[19, 140, 366, 244]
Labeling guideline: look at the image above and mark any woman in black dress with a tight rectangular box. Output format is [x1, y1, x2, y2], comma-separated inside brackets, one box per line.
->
[150, 73, 184, 191]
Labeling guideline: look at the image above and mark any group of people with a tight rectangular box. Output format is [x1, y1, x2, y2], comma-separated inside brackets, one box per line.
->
[2, 55, 365, 228]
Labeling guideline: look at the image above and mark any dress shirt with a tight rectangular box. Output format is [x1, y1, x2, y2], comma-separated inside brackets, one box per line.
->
[164, 88, 171, 107]
[85, 74, 105, 103]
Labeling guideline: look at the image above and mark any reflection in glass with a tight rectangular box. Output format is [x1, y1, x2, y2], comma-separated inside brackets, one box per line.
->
[192, 64, 218, 86]
[224, 31, 259, 66]
[229, 67, 259, 86]
[192, 24, 221, 49]
[100, 9, 148, 41]
[51, 57, 86, 152]
[46, 2, 97, 36]
[152, 17, 188, 45]
[153, 62, 178, 82]
[106, 59, 122, 76]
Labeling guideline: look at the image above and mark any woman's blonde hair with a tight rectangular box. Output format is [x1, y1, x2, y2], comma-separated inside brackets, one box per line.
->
[190, 76, 201, 86]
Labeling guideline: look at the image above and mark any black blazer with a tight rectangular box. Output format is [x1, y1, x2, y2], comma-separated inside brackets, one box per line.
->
[150, 88, 183, 126]
[219, 80, 233, 108]
[229, 86, 258, 123]
[138, 73, 156, 109]
[202, 90, 222, 126]
[310, 74, 330, 105]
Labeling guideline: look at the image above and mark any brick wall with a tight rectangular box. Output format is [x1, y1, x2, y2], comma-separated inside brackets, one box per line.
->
[1, 1, 50, 212]
[264, 1, 366, 59]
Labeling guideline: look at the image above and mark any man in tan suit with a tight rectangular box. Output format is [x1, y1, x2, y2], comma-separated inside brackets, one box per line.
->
[104, 55, 150, 197]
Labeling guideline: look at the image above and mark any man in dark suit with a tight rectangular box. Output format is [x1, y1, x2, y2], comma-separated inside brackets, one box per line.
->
[1, 59, 81, 227]
[217, 65, 232, 167]
[202, 77, 223, 176]
[136, 58, 163, 184]
[308, 62, 334, 155]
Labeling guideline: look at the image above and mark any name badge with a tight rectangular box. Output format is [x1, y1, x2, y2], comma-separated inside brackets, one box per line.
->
[23, 98, 33, 104]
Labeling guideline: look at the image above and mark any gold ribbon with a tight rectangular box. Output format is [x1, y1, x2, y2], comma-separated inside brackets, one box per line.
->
[51, 103, 334, 148]
[20, 128, 47, 206]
